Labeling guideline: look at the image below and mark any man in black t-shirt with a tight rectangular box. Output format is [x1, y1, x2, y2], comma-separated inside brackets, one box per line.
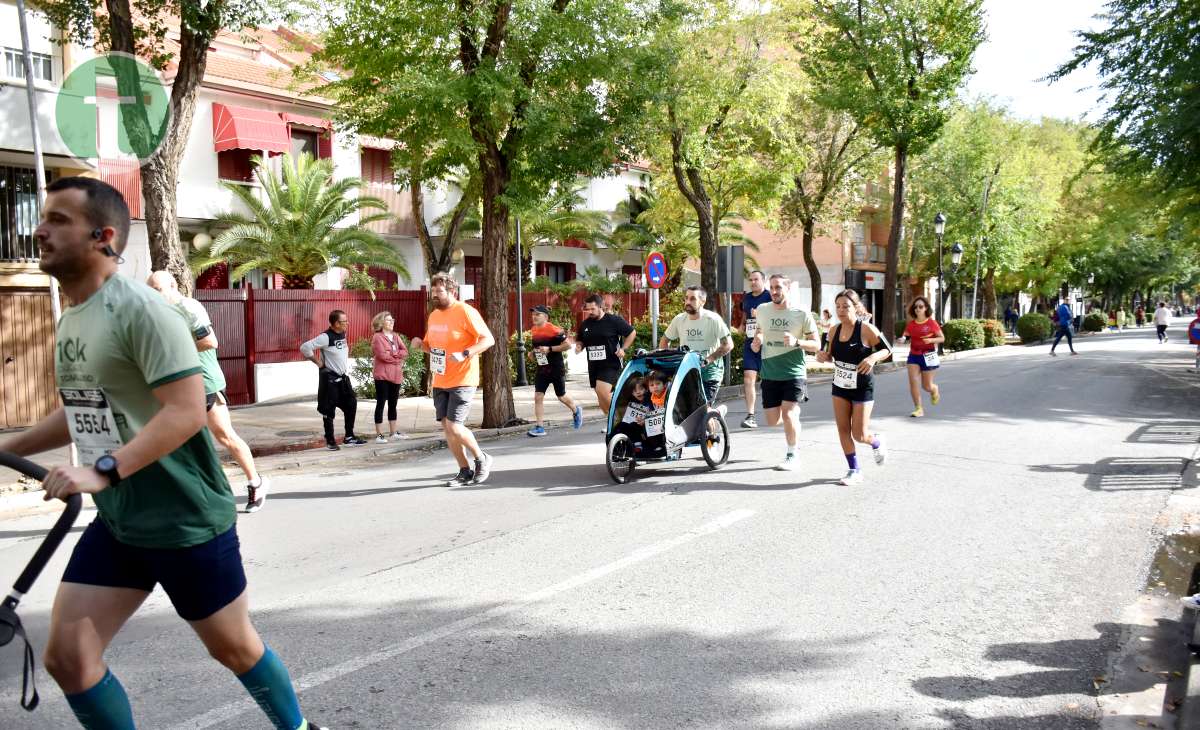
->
[574, 293, 636, 419]
[527, 305, 584, 436]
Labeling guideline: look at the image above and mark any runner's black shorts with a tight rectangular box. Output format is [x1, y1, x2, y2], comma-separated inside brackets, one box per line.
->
[204, 390, 227, 412]
[63, 519, 246, 621]
[589, 366, 622, 389]
[535, 371, 567, 397]
[761, 377, 808, 409]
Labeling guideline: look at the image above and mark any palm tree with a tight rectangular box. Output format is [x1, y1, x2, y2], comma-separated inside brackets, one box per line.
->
[193, 152, 409, 289]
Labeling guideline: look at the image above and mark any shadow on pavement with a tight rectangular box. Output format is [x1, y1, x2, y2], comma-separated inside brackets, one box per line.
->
[915, 619, 1190, 729]
[1029, 456, 1195, 492]
[0, 596, 886, 729]
[1126, 422, 1200, 445]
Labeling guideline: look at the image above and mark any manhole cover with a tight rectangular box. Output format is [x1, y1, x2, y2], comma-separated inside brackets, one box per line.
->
[277, 430, 314, 438]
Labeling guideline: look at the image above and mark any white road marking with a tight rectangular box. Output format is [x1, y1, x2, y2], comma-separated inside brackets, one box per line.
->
[170, 508, 756, 729]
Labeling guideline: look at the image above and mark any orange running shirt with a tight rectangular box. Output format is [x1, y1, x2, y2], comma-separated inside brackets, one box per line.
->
[424, 301, 491, 388]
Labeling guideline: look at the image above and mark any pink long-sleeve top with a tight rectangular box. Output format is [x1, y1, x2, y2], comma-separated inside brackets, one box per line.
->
[371, 331, 408, 383]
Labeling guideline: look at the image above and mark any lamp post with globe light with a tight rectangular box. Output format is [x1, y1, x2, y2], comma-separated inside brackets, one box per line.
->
[934, 212, 947, 320]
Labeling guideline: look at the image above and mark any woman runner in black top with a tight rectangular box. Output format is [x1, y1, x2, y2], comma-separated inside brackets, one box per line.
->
[816, 289, 892, 486]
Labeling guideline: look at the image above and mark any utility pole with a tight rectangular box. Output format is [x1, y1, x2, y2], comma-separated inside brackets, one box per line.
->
[972, 163, 1000, 318]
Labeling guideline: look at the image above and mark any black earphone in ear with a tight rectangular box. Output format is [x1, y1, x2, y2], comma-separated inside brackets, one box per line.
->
[91, 228, 126, 264]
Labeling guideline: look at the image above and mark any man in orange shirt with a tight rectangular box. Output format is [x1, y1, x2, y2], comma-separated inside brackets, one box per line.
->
[412, 273, 497, 485]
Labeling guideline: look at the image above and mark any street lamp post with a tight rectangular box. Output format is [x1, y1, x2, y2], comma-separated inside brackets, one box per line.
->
[934, 212, 947, 321]
[515, 218, 528, 387]
[948, 242, 964, 318]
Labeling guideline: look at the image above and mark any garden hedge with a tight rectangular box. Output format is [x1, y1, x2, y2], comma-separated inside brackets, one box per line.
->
[1017, 312, 1053, 344]
[943, 318, 985, 352]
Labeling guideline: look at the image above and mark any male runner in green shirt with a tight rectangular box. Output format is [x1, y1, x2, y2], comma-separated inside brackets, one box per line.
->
[0, 177, 326, 730]
[751, 273, 820, 471]
[147, 271, 268, 513]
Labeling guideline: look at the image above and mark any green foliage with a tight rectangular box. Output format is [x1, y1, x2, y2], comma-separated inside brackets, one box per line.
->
[350, 336, 426, 400]
[1017, 312, 1053, 344]
[943, 318, 985, 352]
[894, 318, 908, 339]
[804, 0, 985, 154]
[194, 153, 408, 288]
[1125, 313, 1138, 328]
[1052, 0, 1200, 230]
[980, 319, 1006, 348]
[342, 267, 389, 295]
[1083, 311, 1106, 332]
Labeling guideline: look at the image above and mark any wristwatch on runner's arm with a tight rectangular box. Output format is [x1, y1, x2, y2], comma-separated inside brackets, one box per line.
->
[94, 454, 121, 487]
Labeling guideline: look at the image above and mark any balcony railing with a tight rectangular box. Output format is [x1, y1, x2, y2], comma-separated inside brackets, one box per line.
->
[1, 165, 40, 262]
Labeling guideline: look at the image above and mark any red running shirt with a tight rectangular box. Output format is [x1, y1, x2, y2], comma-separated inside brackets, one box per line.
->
[904, 319, 943, 355]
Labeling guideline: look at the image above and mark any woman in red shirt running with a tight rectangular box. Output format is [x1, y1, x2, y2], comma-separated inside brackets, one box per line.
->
[901, 296, 944, 418]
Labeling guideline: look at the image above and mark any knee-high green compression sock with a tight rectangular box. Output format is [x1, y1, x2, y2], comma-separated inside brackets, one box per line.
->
[237, 646, 306, 730]
[65, 669, 135, 730]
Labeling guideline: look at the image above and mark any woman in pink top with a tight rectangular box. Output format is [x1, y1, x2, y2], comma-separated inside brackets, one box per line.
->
[371, 311, 409, 442]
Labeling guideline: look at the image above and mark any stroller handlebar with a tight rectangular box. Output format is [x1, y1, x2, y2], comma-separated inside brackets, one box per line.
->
[0, 451, 83, 600]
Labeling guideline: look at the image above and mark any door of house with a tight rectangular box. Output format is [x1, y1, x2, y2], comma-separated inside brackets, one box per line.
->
[0, 289, 58, 428]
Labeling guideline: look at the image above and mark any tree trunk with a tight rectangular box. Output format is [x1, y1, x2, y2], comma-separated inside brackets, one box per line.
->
[106, 0, 209, 296]
[981, 266, 997, 319]
[881, 144, 907, 341]
[479, 162, 514, 429]
[141, 159, 190, 290]
[281, 274, 314, 289]
[802, 217, 822, 314]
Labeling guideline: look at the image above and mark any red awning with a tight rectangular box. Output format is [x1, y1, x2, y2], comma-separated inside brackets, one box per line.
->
[212, 103, 290, 154]
[281, 112, 332, 131]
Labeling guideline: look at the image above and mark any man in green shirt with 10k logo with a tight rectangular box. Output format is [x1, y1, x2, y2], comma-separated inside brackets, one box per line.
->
[751, 273, 821, 472]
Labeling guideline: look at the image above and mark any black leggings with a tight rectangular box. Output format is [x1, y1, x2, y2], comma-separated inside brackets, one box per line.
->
[374, 379, 400, 424]
[1157, 325, 1168, 342]
[1051, 325, 1075, 353]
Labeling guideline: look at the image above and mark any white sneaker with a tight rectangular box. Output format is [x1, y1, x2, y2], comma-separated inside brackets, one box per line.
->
[375, 435, 388, 444]
[1181, 594, 1200, 610]
[873, 435, 887, 465]
[245, 477, 269, 513]
[839, 469, 863, 486]
[774, 453, 799, 471]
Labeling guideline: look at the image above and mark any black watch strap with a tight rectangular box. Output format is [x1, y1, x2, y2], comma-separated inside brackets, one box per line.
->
[94, 457, 121, 487]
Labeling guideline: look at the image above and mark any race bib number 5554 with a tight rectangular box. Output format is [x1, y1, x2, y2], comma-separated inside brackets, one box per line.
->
[60, 388, 124, 466]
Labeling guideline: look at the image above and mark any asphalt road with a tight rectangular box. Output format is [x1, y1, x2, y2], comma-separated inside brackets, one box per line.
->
[1, 324, 1198, 729]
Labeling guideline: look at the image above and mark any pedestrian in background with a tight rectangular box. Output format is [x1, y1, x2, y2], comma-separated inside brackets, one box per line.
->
[301, 310, 366, 450]
[1051, 295, 1079, 356]
[818, 309, 834, 350]
[1154, 301, 1171, 343]
[370, 311, 408, 443]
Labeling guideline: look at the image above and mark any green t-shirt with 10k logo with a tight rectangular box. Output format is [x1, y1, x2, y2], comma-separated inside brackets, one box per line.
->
[55, 275, 235, 549]
[664, 309, 731, 382]
[757, 305, 817, 381]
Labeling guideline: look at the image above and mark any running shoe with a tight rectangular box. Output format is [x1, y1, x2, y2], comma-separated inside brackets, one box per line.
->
[573, 405, 584, 430]
[839, 469, 863, 486]
[873, 435, 887, 465]
[326, 441, 341, 451]
[930, 386, 940, 406]
[527, 425, 547, 437]
[909, 407, 924, 418]
[447, 467, 474, 486]
[1181, 594, 1200, 610]
[1049, 351, 1058, 357]
[473, 452, 494, 484]
[774, 453, 798, 471]
[1071, 351, 1080, 356]
[344, 435, 367, 446]
[741, 414, 758, 429]
[245, 477, 269, 514]
[375, 435, 388, 444]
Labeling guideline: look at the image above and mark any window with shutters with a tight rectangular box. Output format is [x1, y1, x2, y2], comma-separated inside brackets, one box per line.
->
[217, 149, 257, 183]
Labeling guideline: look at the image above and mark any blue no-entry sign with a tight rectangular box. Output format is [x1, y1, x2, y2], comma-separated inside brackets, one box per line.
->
[645, 252, 667, 289]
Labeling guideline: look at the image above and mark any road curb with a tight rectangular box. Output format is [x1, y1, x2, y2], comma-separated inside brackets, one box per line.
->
[1183, 618, 1200, 729]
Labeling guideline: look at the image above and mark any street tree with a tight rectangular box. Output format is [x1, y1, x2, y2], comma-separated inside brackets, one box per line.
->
[648, 0, 805, 303]
[1051, 0, 1200, 233]
[781, 100, 878, 314]
[41, 0, 270, 294]
[316, 0, 659, 428]
[802, 0, 985, 338]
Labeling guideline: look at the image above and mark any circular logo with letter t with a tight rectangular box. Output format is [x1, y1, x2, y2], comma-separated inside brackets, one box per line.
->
[55, 52, 171, 163]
